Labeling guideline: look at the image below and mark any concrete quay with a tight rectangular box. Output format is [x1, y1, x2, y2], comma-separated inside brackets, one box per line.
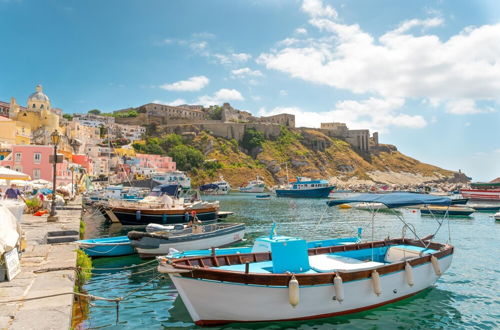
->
[0, 197, 82, 330]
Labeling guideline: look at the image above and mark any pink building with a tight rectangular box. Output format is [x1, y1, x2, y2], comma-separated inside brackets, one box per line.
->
[135, 153, 176, 172]
[0, 145, 73, 185]
[72, 154, 93, 176]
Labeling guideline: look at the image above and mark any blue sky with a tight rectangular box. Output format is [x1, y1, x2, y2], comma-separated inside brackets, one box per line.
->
[1, 0, 499, 181]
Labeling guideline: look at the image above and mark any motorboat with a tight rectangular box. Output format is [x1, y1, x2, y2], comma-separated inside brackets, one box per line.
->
[420, 205, 475, 216]
[494, 212, 500, 221]
[256, 194, 271, 200]
[128, 222, 245, 258]
[158, 192, 454, 326]
[467, 203, 500, 212]
[200, 177, 231, 195]
[152, 171, 191, 190]
[239, 176, 266, 193]
[76, 236, 134, 257]
[103, 184, 220, 225]
[353, 202, 388, 211]
[275, 177, 334, 198]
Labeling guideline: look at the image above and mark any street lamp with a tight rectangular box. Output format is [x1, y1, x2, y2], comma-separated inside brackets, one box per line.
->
[70, 166, 76, 199]
[47, 130, 61, 222]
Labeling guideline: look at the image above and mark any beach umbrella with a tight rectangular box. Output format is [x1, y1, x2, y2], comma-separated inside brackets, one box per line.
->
[10, 180, 29, 187]
[30, 179, 51, 185]
[0, 167, 31, 181]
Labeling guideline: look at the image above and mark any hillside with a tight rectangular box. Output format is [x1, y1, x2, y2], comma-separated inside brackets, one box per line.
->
[151, 128, 467, 188]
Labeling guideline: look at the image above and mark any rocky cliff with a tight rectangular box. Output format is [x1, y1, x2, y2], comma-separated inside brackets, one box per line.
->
[186, 129, 468, 188]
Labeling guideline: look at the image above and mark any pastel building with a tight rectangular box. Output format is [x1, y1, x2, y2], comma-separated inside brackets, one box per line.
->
[135, 154, 176, 172]
[0, 145, 74, 184]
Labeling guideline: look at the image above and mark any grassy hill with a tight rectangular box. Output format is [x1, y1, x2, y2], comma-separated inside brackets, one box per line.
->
[168, 128, 463, 188]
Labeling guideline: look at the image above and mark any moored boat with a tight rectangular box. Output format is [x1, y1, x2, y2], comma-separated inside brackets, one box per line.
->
[275, 177, 334, 198]
[460, 182, 500, 201]
[76, 236, 135, 257]
[256, 194, 271, 200]
[152, 171, 191, 190]
[128, 222, 245, 258]
[158, 192, 454, 326]
[200, 176, 231, 195]
[494, 212, 500, 221]
[239, 176, 266, 193]
[420, 205, 475, 216]
[103, 184, 220, 225]
[467, 203, 500, 212]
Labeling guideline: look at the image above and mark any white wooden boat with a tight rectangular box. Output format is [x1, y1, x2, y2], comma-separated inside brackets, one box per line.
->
[494, 212, 500, 221]
[239, 176, 266, 193]
[158, 192, 454, 326]
[129, 222, 245, 258]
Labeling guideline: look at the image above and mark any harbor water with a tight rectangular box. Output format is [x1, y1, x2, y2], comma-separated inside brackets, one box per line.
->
[80, 194, 499, 329]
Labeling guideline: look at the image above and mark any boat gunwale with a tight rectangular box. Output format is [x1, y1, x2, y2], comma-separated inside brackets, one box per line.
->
[108, 206, 219, 214]
[128, 223, 246, 241]
[168, 238, 453, 286]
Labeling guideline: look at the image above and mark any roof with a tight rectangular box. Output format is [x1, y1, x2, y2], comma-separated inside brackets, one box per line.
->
[326, 192, 451, 209]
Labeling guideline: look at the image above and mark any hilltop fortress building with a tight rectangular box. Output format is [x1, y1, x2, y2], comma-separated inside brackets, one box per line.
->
[113, 102, 377, 152]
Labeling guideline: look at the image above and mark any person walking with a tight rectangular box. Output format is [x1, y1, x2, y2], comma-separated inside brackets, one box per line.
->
[4, 183, 24, 201]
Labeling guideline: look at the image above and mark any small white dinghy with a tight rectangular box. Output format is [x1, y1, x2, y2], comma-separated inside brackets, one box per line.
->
[494, 212, 500, 221]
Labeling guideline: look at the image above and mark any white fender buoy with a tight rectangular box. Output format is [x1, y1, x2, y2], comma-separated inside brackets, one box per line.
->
[334, 273, 344, 303]
[371, 270, 382, 296]
[431, 256, 442, 275]
[405, 262, 414, 286]
[288, 275, 299, 307]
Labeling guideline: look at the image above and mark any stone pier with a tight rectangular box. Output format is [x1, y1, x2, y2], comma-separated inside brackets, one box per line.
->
[0, 197, 82, 330]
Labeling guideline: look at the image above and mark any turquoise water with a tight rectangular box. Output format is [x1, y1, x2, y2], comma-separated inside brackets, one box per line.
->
[81, 194, 500, 329]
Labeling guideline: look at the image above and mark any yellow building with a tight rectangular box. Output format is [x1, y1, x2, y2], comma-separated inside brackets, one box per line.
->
[9, 84, 60, 132]
[0, 117, 31, 145]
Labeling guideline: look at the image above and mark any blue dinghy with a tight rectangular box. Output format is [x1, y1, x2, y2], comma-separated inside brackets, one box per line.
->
[77, 236, 135, 257]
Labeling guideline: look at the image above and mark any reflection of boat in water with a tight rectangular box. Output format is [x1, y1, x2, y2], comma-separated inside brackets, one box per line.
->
[200, 177, 231, 195]
[129, 222, 245, 258]
[275, 177, 334, 198]
[159, 192, 454, 326]
[420, 205, 475, 216]
[239, 176, 266, 193]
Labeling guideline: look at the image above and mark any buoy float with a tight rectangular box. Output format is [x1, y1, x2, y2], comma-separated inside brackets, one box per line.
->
[431, 255, 442, 275]
[288, 275, 299, 307]
[371, 270, 382, 296]
[338, 204, 352, 209]
[405, 262, 414, 286]
[334, 273, 344, 303]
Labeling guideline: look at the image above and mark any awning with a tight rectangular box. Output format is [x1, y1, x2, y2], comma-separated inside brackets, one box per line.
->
[0, 167, 31, 181]
[326, 192, 451, 209]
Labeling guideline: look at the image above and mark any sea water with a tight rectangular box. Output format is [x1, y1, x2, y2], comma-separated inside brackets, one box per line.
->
[80, 194, 499, 329]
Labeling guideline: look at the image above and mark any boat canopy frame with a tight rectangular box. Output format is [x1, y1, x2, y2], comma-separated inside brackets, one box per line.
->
[325, 192, 453, 255]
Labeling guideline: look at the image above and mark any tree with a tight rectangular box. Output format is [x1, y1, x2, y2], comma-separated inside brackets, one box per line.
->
[159, 134, 183, 152]
[241, 128, 265, 151]
[88, 109, 101, 115]
[168, 145, 204, 171]
[62, 114, 73, 121]
[209, 106, 223, 120]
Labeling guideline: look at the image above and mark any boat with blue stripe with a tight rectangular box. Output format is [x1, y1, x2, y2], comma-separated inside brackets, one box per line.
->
[77, 236, 135, 257]
[275, 177, 334, 198]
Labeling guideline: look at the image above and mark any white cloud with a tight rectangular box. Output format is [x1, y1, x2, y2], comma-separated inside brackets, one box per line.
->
[279, 89, 288, 96]
[301, 0, 338, 19]
[295, 28, 308, 35]
[159, 76, 209, 92]
[214, 53, 251, 65]
[152, 99, 187, 106]
[197, 88, 244, 106]
[445, 99, 495, 115]
[257, 12, 500, 107]
[231, 67, 263, 78]
[189, 41, 208, 51]
[258, 97, 427, 132]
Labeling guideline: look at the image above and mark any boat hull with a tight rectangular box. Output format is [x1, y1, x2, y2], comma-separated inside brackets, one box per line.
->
[275, 186, 333, 198]
[460, 189, 500, 201]
[420, 208, 474, 216]
[169, 254, 452, 325]
[131, 225, 245, 258]
[109, 207, 219, 225]
[77, 236, 135, 257]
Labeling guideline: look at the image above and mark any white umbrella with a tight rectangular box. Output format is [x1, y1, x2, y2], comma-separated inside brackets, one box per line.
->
[30, 179, 51, 185]
[0, 167, 31, 181]
[10, 180, 29, 187]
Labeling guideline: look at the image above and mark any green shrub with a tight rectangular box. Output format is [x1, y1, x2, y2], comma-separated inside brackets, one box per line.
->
[241, 128, 265, 151]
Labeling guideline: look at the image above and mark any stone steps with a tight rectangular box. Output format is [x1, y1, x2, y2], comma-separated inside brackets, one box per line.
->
[46, 230, 79, 244]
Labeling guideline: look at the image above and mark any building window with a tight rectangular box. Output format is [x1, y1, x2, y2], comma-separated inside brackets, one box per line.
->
[15, 153, 22, 162]
[33, 169, 41, 179]
[15, 166, 22, 172]
[34, 152, 41, 163]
